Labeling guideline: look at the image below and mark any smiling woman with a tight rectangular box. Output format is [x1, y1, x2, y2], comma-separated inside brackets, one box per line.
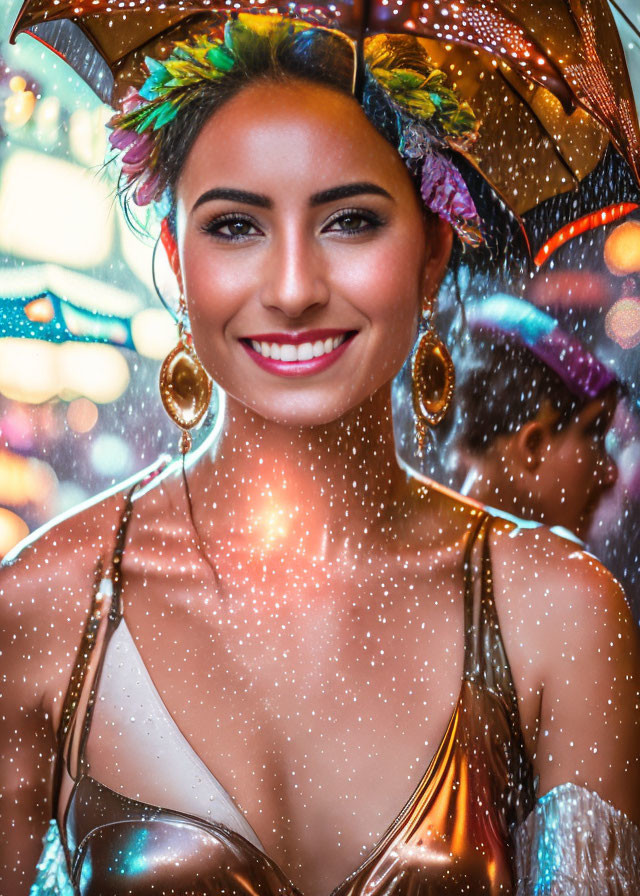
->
[1, 5, 640, 896]
[174, 78, 439, 426]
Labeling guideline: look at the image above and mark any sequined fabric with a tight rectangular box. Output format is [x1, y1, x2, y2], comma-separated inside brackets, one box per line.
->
[514, 781, 640, 895]
[29, 821, 73, 896]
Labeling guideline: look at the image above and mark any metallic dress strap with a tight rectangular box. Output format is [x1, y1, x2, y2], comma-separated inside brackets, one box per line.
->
[463, 514, 530, 740]
[54, 487, 137, 782]
[54, 559, 107, 756]
[31, 492, 138, 896]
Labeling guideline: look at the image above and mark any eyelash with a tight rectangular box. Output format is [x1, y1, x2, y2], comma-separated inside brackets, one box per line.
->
[323, 207, 385, 234]
[200, 213, 261, 241]
[200, 208, 385, 241]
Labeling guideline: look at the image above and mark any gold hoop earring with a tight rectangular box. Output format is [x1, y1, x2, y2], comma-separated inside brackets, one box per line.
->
[411, 304, 455, 453]
[159, 294, 212, 455]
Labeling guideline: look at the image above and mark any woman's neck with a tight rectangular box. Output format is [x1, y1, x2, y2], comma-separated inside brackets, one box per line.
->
[187, 386, 411, 562]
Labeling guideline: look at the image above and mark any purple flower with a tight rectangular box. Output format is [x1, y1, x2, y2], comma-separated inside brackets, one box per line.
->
[420, 152, 482, 245]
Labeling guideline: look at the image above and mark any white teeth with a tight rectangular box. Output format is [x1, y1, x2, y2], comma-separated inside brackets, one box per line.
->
[249, 333, 349, 361]
[280, 344, 297, 362]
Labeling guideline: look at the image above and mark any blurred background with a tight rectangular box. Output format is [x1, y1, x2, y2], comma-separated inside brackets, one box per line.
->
[0, 0, 178, 559]
[0, 1, 639, 621]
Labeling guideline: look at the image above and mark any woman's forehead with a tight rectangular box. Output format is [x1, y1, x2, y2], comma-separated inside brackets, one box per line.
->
[177, 80, 409, 202]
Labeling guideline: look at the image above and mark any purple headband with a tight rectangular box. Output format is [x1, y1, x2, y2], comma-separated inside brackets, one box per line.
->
[467, 294, 618, 401]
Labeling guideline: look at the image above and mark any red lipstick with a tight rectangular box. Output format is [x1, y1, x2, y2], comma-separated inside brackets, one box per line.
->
[240, 330, 356, 377]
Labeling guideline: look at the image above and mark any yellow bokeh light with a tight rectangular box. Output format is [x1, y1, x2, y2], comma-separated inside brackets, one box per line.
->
[0, 508, 29, 559]
[0, 339, 59, 403]
[9, 76, 26, 93]
[58, 343, 130, 403]
[4, 87, 35, 128]
[0, 150, 114, 268]
[0, 450, 57, 506]
[0, 339, 130, 404]
[131, 307, 176, 359]
[603, 221, 640, 276]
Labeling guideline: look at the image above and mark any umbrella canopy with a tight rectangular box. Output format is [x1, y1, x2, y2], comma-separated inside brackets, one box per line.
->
[10, 0, 640, 218]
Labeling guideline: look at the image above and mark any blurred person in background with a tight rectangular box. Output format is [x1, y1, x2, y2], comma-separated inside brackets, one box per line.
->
[449, 294, 623, 543]
[587, 401, 640, 619]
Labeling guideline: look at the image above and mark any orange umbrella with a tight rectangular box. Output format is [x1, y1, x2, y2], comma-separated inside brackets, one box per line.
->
[10, 0, 640, 220]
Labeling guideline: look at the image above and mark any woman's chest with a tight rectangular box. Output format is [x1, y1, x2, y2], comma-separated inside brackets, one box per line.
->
[117, 558, 471, 892]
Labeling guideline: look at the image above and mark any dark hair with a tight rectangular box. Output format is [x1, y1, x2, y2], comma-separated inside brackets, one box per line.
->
[451, 332, 614, 453]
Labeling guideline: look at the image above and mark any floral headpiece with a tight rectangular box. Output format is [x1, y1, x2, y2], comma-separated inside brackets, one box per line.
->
[108, 14, 483, 245]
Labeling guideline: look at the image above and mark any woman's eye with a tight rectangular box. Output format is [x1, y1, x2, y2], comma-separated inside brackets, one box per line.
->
[324, 210, 383, 234]
[201, 216, 261, 239]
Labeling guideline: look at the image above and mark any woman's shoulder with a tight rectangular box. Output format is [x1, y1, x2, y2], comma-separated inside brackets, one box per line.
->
[400, 471, 629, 629]
[488, 518, 640, 821]
[0, 457, 174, 635]
[0, 485, 128, 721]
[408, 478, 637, 745]
[0, 486, 124, 636]
[487, 515, 632, 637]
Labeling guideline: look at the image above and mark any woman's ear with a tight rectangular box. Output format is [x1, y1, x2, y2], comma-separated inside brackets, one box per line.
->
[422, 217, 454, 297]
[515, 420, 547, 471]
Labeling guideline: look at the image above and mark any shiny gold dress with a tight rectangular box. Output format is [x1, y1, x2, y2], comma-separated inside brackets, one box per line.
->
[31, 480, 639, 895]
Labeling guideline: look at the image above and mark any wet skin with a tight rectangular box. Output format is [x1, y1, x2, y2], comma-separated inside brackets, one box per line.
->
[1, 80, 639, 896]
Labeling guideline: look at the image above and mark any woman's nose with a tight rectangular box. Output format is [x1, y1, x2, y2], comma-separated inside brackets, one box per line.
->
[260, 230, 329, 318]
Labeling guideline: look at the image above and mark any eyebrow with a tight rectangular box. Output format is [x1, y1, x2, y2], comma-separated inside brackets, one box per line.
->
[192, 188, 272, 212]
[192, 182, 393, 213]
[309, 182, 393, 206]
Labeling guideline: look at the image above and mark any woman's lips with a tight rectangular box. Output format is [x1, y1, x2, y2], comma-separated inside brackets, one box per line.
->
[240, 330, 356, 377]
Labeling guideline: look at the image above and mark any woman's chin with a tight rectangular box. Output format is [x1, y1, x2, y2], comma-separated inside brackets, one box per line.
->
[226, 391, 363, 429]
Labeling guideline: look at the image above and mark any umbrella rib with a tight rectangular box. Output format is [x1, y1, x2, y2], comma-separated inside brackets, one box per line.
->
[494, 66, 580, 185]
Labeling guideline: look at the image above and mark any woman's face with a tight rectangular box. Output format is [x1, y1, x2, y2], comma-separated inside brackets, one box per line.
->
[538, 391, 619, 538]
[174, 79, 449, 426]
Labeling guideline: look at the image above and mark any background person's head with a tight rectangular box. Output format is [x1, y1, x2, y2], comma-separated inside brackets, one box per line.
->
[450, 295, 622, 539]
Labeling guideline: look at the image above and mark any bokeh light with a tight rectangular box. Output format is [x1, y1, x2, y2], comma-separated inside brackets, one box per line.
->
[131, 307, 176, 359]
[0, 507, 29, 556]
[90, 433, 133, 477]
[604, 220, 640, 275]
[0, 449, 57, 505]
[0, 339, 130, 403]
[0, 150, 115, 268]
[66, 397, 99, 433]
[4, 74, 35, 128]
[605, 296, 640, 349]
